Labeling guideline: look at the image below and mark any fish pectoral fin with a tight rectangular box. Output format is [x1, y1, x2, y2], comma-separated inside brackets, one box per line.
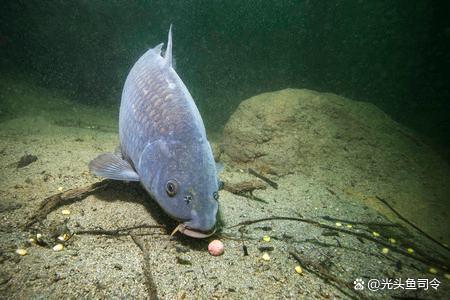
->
[114, 145, 122, 156]
[88, 153, 140, 181]
[215, 162, 224, 174]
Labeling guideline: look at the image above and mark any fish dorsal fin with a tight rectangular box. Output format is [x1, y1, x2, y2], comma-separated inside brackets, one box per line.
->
[153, 43, 164, 55]
[165, 24, 173, 67]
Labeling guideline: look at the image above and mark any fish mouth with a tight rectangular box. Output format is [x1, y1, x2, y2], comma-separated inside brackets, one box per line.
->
[170, 223, 216, 239]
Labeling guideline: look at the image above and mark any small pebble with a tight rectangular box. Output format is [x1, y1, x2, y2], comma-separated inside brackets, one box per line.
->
[372, 231, 380, 237]
[389, 238, 396, 244]
[262, 235, 271, 242]
[53, 244, 64, 252]
[381, 248, 389, 254]
[16, 248, 27, 256]
[61, 209, 70, 215]
[428, 267, 437, 274]
[175, 245, 190, 254]
[258, 246, 274, 252]
[28, 238, 36, 244]
[208, 240, 224, 256]
[57, 233, 70, 242]
[58, 186, 63, 192]
[295, 265, 303, 274]
[36, 233, 42, 240]
[176, 256, 192, 265]
[346, 224, 353, 228]
[262, 253, 270, 261]
[335, 222, 342, 227]
[406, 248, 414, 254]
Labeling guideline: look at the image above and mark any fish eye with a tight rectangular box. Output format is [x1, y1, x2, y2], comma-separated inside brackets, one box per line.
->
[165, 179, 178, 197]
[213, 191, 219, 201]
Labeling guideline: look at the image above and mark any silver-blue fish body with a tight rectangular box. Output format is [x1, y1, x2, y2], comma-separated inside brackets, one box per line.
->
[89, 27, 219, 238]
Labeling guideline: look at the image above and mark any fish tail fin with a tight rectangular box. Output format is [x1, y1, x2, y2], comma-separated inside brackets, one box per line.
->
[165, 24, 173, 67]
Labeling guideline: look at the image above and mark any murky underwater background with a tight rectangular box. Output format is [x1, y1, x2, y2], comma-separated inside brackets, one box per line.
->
[0, 1, 449, 299]
[1, 1, 449, 146]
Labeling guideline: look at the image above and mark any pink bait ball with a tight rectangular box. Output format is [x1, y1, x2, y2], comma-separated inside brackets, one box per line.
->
[208, 239, 224, 256]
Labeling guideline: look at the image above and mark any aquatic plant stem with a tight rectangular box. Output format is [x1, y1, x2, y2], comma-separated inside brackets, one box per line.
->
[289, 249, 370, 300]
[247, 168, 278, 189]
[375, 196, 450, 252]
[228, 216, 449, 270]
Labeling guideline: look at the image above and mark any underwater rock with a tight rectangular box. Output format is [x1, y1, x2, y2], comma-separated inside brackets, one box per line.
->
[223, 88, 450, 244]
[16, 154, 38, 168]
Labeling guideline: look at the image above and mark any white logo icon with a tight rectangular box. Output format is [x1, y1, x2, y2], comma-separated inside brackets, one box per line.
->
[354, 278, 365, 290]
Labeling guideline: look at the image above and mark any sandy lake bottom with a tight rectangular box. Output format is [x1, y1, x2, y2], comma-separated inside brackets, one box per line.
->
[0, 78, 449, 299]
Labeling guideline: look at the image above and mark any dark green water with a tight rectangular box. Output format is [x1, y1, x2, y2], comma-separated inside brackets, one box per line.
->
[1, 1, 449, 148]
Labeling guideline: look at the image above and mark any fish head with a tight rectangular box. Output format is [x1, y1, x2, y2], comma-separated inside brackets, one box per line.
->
[146, 141, 219, 238]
